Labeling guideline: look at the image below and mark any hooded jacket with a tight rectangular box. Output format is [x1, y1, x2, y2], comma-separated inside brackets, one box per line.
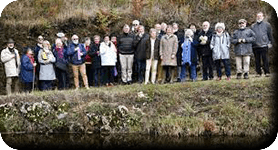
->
[210, 32, 230, 61]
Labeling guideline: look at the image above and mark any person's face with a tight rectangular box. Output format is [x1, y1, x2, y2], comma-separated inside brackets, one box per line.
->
[94, 37, 100, 44]
[123, 26, 130, 33]
[38, 36, 44, 44]
[7, 43, 14, 48]
[190, 25, 196, 32]
[155, 24, 161, 31]
[202, 23, 209, 30]
[56, 41, 63, 48]
[27, 49, 33, 55]
[138, 27, 144, 34]
[166, 27, 173, 35]
[173, 24, 178, 30]
[111, 37, 117, 42]
[85, 39, 91, 46]
[257, 13, 264, 22]
[239, 22, 247, 29]
[104, 36, 110, 43]
[150, 31, 156, 38]
[216, 28, 223, 33]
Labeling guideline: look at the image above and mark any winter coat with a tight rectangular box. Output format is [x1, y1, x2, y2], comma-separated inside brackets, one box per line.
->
[251, 21, 273, 48]
[38, 49, 56, 80]
[53, 47, 69, 71]
[197, 29, 213, 56]
[134, 33, 149, 60]
[67, 43, 87, 65]
[210, 32, 231, 61]
[34, 44, 43, 62]
[117, 33, 135, 55]
[160, 34, 178, 66]
[231, 28, 256, 56]
[99, 42, 117, 66]
[88, 43, 102, 69]
[145, 38, 160, 60]
[180, 37, 198, 66]
[20, 54, 34, 83]
[1, 47, 21, 77]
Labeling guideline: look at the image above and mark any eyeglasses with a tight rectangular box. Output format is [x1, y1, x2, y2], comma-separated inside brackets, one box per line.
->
[133, 24, 138, 26]
[38, 38, 43, 40]
[239, 22, 245, 24]
[72, 38, 78, 40]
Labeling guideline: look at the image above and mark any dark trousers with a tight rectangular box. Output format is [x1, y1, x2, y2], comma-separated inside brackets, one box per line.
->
[22, 82, 32, 93]
[137, 59, 146, 83]
[202, 55, 214, 80]
[214, 59, 231, 78]
[40, 80, 53, 91]
[253, 47, 270, 75]
[55, 68, 69, 90]
[86, 64, 93, 87]
[162, 66, 176, 83]
[92, 67, 102, 87]
[102, 66, 114, 84]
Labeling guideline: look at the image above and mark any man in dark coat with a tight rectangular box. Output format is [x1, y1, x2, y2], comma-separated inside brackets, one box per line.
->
[197, 21, 214, 80]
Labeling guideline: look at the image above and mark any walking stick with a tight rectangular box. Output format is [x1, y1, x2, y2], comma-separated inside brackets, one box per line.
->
[32, 61, 36, 92]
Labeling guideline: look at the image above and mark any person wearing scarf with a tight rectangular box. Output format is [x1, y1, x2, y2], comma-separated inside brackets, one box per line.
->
[53, 38, 69, 90]
[67, 34, 89, 90]
[20, 47, 36, 93]
[83, 37, 93, 87]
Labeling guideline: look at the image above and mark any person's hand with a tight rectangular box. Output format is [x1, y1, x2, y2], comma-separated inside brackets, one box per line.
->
[189, 37, 193, 42]
[268, 44, 273, 48]
[171, 55, 175, 59]
[12, 54, 16, 58]
[238, 39, 242, 43]
[242, 39, 246, 43]
[160, 56, 163, 60]
[33, 63, 37, 67]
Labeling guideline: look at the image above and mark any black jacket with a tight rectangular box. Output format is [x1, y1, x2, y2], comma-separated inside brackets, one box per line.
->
[145, 38, 160, 60]
[117, 33, 135, 55]
[197, 29, 213, 57]
[88, 43, 101, 68]
[134, 33, 149, 60]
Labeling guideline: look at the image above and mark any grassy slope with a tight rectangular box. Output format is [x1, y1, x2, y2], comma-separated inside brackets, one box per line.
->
[0, 75, 275, 137]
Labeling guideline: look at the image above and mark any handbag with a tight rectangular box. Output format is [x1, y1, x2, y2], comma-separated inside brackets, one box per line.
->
[55, 61, 68, 71]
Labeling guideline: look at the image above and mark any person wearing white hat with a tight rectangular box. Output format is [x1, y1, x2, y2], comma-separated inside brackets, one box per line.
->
[210, 22, 231, 81]
[131, 20, 140, 35]
[231, 19, 256, 79]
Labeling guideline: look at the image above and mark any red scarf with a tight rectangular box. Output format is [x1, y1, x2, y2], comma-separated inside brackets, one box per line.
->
[27, 54, 34, 64]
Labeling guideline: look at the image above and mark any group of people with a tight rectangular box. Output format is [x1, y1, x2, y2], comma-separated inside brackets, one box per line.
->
[0, 12, 273, 95]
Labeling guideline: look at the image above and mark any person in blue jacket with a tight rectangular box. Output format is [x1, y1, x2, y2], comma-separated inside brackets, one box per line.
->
[67, 34, 89, 90]
[20, 47, 37, 93]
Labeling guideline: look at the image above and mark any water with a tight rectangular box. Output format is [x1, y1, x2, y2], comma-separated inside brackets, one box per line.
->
[1, 133, 272, 149]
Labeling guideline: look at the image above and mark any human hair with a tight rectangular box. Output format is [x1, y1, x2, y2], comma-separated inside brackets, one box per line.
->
[149, 28, 157, 34]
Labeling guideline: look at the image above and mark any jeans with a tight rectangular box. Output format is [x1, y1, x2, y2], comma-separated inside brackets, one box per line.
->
[253, 47, 270, 75]
[102, 66, 114, 84]
[214, 59, 231, 78]
[86, 63, 93, 87]
[162, 66, 176, 83]
[40, 80, 53, 91]
[92, 67, 103, 87]
[56, 67, 69, 90]
[180, 63, 197, 82]
[137, 59, 146, 83]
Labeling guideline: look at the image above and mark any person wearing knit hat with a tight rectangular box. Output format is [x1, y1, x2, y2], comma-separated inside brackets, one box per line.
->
[1, 38, 21, 95]
[210, 22, 231, 81]
[232, 19, 256, 79]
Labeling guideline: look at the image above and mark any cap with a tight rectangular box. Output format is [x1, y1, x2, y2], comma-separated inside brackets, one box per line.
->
[56, 32, 65, 38]
[238, 19, 247, 23]
[7, 38, 15, 44]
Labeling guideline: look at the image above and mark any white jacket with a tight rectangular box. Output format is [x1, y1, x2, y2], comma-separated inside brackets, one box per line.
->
[1, 47, 21, 77]
[100, 42, 117, 66]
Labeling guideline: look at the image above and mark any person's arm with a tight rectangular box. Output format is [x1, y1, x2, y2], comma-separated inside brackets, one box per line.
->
[22, 56, 34, 71]
[1, 50, 14, 63]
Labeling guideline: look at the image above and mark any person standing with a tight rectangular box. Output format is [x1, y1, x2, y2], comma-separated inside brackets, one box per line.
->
[210, 23, 231, 81]
[160, 25, 178, 84]
[232, 19, 256, 79]
[117, 24, 135, 84]
[38, 40, 56, 91]
[197, 21, 214, 81]
[88, 35, 102, 87]
[34, 35, 44, 90]
[1, 39, 21, 95]
[179, 29, 198, 82]
[145, 28, 160, 85]
[53, 38, 69, 90]
[134, 25, 149, 83]
[111, 34, 121, 84]
[251, 12, 273, 77]
[99, 35, 117, 86]
[20, 47, 36, 93]
[67, 34, 89, 90]
[83, 37, 93, 87]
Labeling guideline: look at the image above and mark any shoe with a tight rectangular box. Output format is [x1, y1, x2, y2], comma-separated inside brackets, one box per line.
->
[226, 77, 231, 81]
[255, 73, 262, 77]
[236, 73, 242, 79]
[216, 77, 221, 81]
[243, 73, 249, 79]
[265, 73, 270, 77]
[85, 86, 90, 90]
[75, 87, 79, 91]
[202, 78, 208, 81]
[191, 79, 196, 82]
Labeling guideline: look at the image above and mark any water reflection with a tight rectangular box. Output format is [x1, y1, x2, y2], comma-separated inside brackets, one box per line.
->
[1, 133, 271, 149]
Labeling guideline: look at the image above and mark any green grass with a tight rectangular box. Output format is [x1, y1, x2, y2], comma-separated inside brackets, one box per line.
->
[0, 76, 274, 136]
